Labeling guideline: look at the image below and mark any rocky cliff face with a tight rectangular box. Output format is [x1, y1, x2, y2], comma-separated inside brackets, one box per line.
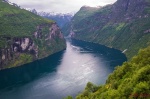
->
[110, 0, 149, 22]
[63, 0, 150, 59]
[0, 23, 65, 70]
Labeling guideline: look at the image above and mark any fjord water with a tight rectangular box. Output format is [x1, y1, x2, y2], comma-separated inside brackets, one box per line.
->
[0, 39, 126, 99]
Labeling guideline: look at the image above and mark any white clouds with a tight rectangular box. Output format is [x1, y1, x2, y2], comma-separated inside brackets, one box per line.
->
[9, 0, 117, 13]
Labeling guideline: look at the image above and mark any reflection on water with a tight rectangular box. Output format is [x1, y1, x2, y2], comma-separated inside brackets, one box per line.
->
[0, 38, 127, 99]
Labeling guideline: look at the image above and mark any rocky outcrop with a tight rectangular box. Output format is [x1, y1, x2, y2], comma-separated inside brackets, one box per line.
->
[34, 23, 64, 40]
[0, 37, 35, 68]
[144, 29, 150, 34]
[0, 23, 66, 70]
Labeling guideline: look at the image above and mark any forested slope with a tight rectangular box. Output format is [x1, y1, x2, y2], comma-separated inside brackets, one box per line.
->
[63, 0, 150, 59]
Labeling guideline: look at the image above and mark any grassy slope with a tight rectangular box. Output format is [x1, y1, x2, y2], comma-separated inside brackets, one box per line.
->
[0, 1, 53, 37]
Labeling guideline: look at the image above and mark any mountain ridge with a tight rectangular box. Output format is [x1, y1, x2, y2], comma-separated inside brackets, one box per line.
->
[63, 0, 150, 59]
[38, 11, 73, 28]
[27, 8, 73, 28]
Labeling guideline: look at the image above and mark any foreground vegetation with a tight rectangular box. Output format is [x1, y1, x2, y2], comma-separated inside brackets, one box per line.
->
[65, 46, 150, 99]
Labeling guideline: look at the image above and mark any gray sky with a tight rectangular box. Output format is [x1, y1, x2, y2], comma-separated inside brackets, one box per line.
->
[9, 0, 117, 13]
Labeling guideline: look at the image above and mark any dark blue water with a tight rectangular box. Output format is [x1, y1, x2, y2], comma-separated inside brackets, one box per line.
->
[0, 39, 127, 99]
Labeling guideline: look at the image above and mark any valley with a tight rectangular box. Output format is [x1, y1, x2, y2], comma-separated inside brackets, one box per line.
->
[0, 0, 150, 99]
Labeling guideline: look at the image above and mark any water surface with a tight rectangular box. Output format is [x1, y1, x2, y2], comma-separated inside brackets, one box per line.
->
[0, 39, 127, 99]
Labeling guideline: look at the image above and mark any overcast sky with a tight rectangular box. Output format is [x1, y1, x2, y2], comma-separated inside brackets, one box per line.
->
[9, 0, 117, 13]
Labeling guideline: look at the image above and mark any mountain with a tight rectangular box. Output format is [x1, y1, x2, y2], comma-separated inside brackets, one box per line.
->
[66, 46, 150, 99]
[62, 6, 101, 36]
[30, 9, 38, 15]
[0, 0, 66, 70]
[38, 12, 73, 28]
[3, 0, 20, 8]
[64, 0, 150, 98]
[62, 0, 150, 59]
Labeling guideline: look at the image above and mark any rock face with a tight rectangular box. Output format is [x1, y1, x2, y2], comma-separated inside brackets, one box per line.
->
[63, 0, 150, 59]
[110, 0, 149, 22]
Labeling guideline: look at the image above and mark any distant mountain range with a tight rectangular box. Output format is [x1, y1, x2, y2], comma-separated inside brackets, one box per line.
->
[38, 11, 73, 28]
[27, 9, 74, 28]
[3, 0, 73, 29]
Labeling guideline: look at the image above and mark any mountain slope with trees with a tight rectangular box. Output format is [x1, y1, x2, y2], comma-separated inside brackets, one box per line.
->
[64, 0, 150, 98]
[63, 0, 150, 59]
[0, 0, 66, 70]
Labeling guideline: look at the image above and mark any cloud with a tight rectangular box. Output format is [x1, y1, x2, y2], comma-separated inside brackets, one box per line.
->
[9, 0, 117, 13]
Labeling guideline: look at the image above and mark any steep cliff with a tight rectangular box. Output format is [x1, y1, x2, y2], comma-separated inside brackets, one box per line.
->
[63, 0, 150, 59]
[0, 0, 66, 70]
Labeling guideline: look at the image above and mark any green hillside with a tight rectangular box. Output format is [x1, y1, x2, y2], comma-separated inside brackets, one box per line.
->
[63, 1, 150, 98]
[62, 6, 100, 36]
[0, 0, 66, 69]
[0, 0, 53, 37]
[65, 46, 150, 99]
[63, 0, 150, 60]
